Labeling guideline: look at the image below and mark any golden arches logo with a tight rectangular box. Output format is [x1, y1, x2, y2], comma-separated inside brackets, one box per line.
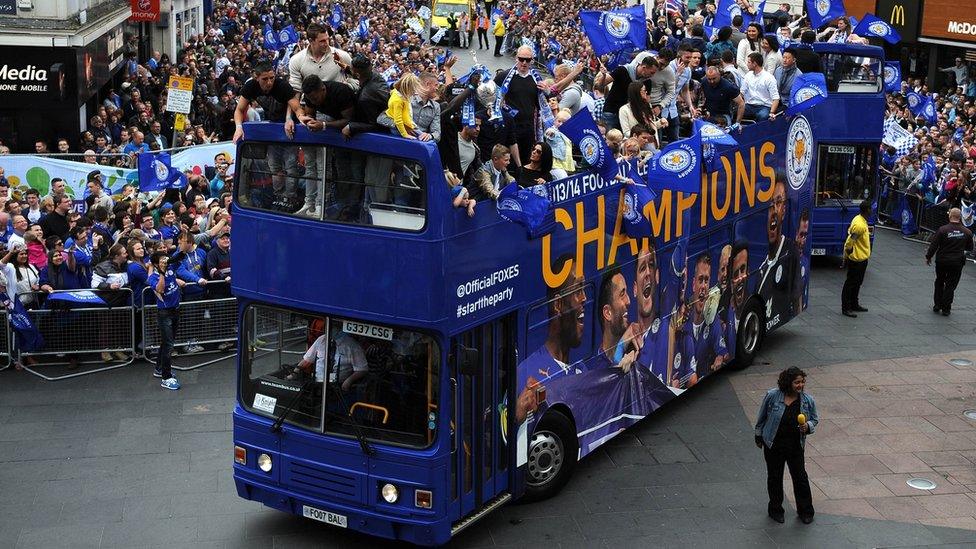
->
[890, 4, 905, 27]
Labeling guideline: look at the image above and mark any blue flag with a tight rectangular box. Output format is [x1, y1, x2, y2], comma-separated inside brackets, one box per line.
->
[330, 4, 343, 27]
[137, 152, 186, 192]
[357, 16, 370, 40]
[647, 132, 702, 194]
[954, 126, 965, 144]
[263, 24, 279, 50]
[606, 48, 637, 69]
[693, 119, 738, 171]
[921, 155, 936, 194]
[277, 25, 299, 48]
[742, 1, 766, 27]
[6, 297, 43, 352]
[242, 27, 253, 42]
[547, 37, 562, 54]
[786, 72, 828, 116]
[560, 107, 619, 182]
[46, 291, 107, 306]
[883, 61, 901, 93]
[906, 91, 925, 116]
[497, 183, 554, 238]
[715, 0, 764, 28]
[702, 24, 719, 41]
[614, 162, 657, 238]
[805, 0, 846, 29]
[852, 13, 901, 44]
[899, 193, 916, 235]
[920, 95, 937, 125]
[579, 6, 647, 56]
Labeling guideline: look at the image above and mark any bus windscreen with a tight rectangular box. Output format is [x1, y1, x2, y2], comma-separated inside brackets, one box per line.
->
[823, 54, 882, 93]
[815, 144, 876, 205]
[241, 305, 440, 448]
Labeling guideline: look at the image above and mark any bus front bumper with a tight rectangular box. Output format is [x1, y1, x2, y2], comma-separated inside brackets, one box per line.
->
[235, 473, 451, 546]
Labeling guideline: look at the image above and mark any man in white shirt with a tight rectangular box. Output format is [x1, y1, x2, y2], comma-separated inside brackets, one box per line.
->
[287, 23, 356, 217]
[740, 52, 779, 121]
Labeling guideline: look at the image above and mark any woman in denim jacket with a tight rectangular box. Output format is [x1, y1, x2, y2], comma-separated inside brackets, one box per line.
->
[754, 367, 819, 524]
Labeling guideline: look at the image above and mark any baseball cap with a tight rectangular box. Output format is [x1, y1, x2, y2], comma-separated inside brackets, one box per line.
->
[218, 231, 231, 238]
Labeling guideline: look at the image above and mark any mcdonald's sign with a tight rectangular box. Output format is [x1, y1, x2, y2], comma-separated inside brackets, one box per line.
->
[877, 0, 919, 42]
[920, 0, 976, 42]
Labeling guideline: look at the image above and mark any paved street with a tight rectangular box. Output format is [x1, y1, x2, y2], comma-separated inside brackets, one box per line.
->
[4, 229, 976, 548]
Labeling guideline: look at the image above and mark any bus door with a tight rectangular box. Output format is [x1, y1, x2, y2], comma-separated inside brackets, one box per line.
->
[450, 314, 515, 521]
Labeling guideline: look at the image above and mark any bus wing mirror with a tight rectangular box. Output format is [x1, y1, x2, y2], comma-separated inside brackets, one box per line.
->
[457, 345, 479, 376]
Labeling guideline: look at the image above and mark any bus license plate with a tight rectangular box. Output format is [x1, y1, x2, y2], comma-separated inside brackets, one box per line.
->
[343, 320, 393, 341]
[302, 505, 347, 528]
[811, 248, 827, 256]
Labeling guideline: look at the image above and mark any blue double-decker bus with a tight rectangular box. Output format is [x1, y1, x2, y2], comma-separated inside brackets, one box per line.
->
[229, 90, 868, 543]
[807, 42, 886, 256]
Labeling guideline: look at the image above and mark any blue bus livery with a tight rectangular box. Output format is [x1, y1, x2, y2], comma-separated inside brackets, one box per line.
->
[806, 42, 886, 256]
[230, 104, 834, 545]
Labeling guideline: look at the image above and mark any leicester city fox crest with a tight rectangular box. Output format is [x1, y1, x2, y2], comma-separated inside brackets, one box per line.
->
[580, 134, 602, 166]
[786, 116, 813, 191]
[605, 14, 631, 39]
[884, 65, 897, 87]
[868, 21, 891, 38]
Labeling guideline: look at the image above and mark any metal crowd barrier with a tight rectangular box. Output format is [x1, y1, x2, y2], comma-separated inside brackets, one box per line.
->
[19, 289, 135, 381]
[141, 280, 238, 371]
[877, 187, 954, 245]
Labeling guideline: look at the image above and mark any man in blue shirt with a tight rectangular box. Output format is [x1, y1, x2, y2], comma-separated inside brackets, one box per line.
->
[148, 251, 184, 390]
[702, 67, 745, 126]
[122, 131, 150, 160]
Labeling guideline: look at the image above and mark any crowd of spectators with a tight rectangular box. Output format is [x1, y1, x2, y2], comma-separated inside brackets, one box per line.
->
[0, 169, 233, 369]
[882, 63, 976, 214]
[3, 0, 974, 366]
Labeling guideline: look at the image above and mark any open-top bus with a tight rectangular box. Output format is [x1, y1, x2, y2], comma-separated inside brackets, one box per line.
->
[807, 42, 885, 256]
[230, 105, 827, 544]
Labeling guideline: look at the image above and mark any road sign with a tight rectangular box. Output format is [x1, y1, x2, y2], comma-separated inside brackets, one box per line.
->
[174, 113, 187, 132]
[166, 75, 194, 114]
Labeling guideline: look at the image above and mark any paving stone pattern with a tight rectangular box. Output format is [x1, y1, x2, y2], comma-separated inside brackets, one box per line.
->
[2, 231, 976, 547]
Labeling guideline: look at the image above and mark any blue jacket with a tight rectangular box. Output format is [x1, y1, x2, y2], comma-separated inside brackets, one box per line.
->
[754, 388, 819, 449]
[176, 247, 208, 297]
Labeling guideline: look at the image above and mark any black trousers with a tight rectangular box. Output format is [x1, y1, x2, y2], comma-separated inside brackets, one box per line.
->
[478, 28, 489, 48]
[764, 442, 814, 517]
[494, 35, 503, 56]
[935, 262, 965, 312]
[842, 258, 868, 310]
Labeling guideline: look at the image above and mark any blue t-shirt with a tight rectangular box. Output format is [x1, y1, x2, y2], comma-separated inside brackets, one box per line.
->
[148, 269, 180, 309]
[122, 142, 150, 156]
[127, 261, 150, 307]
[159, 224, 181, 244]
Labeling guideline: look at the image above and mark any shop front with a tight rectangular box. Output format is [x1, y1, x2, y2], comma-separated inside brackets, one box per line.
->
[919, 0, 976, 91]
[0, 23, 126, 153]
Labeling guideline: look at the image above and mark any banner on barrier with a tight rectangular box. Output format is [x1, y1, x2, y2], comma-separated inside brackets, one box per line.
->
[0, 143, 237, 206]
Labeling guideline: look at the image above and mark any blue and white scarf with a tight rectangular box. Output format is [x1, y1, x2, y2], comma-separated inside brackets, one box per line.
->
[494, 66, 555, 141]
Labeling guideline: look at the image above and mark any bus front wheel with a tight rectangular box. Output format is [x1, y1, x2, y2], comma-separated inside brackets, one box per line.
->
[731, 298, 765, 370]
[523, 410, 577, 501]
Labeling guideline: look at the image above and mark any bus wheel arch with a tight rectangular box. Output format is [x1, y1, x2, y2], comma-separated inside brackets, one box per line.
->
[731, 296, 766, 370]
[523, 405, 578, 502]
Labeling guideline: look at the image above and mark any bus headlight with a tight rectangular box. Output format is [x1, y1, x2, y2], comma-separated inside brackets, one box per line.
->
[257, 453, 273, 473]
[381, 483, 399, 503]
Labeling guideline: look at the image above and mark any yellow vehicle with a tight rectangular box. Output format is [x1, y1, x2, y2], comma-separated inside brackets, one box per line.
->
[431, 0, 473, 32]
